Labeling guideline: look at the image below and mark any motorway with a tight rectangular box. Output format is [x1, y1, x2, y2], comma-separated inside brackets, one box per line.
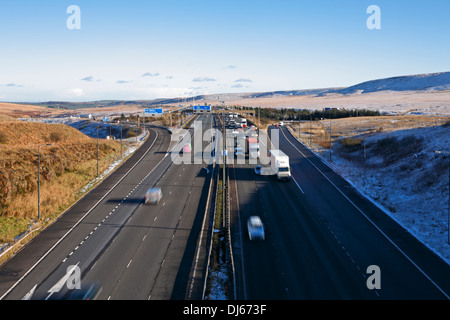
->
[0, 113, 216, 300]
[229, 125, 450, 300]
[2, 113, 449, 301]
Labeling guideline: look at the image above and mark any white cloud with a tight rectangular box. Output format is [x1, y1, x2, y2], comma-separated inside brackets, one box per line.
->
[234, 78, 253, 83]
[81, 76, 101, 82]
[116, 80, 132, 84]
[5, 83, 24, 87]
[193, 76, 216, 82]
[142, 72, 160, 77]
[81, 76, 94, 82]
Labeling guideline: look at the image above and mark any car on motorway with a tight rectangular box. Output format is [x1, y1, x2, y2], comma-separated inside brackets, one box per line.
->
[145, 187, 162, 205]
[183, 143, 192, 153]
[247, 216, 265, 240]
[235, 147, 244, 158]
[67, 283, 103, 300]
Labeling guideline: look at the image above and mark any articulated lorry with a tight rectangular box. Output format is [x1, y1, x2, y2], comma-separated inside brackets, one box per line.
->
[246, 137, 260, 159]
[269, 149, 291, 181]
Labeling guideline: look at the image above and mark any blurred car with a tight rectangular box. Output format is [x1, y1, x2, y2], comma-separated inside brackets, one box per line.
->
[247, 216, 265, 240]
[235, 147, 244, 158]
[183, 143, 192, 153]
[67, 283, 102, 300]
[145, 187, 162, 204]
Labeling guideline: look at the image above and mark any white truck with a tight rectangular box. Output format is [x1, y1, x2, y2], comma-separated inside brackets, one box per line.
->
[269, 150, 291, 181]
[246, 137, 260, 159]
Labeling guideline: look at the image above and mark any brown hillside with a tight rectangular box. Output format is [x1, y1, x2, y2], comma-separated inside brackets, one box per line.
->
[0, 102, 63, 118]
[0, 121, 92, 146]
[0, 121, 121, 241]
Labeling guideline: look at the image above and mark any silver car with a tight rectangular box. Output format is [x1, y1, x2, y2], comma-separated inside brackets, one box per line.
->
[145, 187, 162, 205]
[247, 216, 265, 240]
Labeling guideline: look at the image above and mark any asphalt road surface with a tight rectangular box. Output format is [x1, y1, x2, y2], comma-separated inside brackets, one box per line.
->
[0, 114, 215, 300]
[2, 115, 449, 301]
[229, 125, 450, 300]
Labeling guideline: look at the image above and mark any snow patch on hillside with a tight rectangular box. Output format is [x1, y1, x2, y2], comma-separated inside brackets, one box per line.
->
[338, 72, 450, 94]
[322, 124, 450, 264]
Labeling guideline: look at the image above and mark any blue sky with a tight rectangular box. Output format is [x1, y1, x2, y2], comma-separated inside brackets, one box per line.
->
[1, 0, 449, 102]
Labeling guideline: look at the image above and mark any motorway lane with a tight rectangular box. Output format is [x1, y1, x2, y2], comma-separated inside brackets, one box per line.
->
[230, 126, 450, 300]
[80, 114, 216, 300]
[0, 114, 216, 300]
[276, 126, 450, 299]
[230, 163, 370, 299]
[80, 152, 208, 299]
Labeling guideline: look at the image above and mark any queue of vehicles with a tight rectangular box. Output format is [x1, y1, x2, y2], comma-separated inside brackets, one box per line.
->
[144, 114, 290, 243]
[224, 115, 291, 241]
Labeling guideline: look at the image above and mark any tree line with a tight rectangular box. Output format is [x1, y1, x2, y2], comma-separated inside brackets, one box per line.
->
[235, 106, 380, 121]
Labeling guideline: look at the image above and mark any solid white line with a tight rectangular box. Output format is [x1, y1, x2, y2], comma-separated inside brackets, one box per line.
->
[90, 261, 98, 271]
[280, 127, 450, 299]
[291, 175, 304, 194]
[232, 164, 247, 300]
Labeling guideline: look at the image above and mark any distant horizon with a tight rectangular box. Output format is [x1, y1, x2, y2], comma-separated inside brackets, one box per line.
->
[1, 1, 449, 102]
[3, 70, 449, 104]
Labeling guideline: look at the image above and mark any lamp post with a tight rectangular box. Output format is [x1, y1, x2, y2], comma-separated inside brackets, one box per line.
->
[329, 112, 332, 161]
[435, 150, 450, 245]
[120, 123, 123, 158]
[97, 127, 100, 178]
[309, 112, 312, 147]
[38, 144, 52, 221]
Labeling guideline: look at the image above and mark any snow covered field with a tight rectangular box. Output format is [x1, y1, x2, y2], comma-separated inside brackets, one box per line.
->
[311, 124, 450, 265]
[196, 72, 450, 116]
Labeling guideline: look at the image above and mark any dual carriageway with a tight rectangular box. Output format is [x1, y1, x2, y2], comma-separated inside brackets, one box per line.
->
[0, 112, 449, 300]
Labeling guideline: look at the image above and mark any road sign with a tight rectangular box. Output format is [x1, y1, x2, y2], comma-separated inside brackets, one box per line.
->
[145, 108, 163, 115]
[193, 105, 211, 111]
[103, 117, 108, 122]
